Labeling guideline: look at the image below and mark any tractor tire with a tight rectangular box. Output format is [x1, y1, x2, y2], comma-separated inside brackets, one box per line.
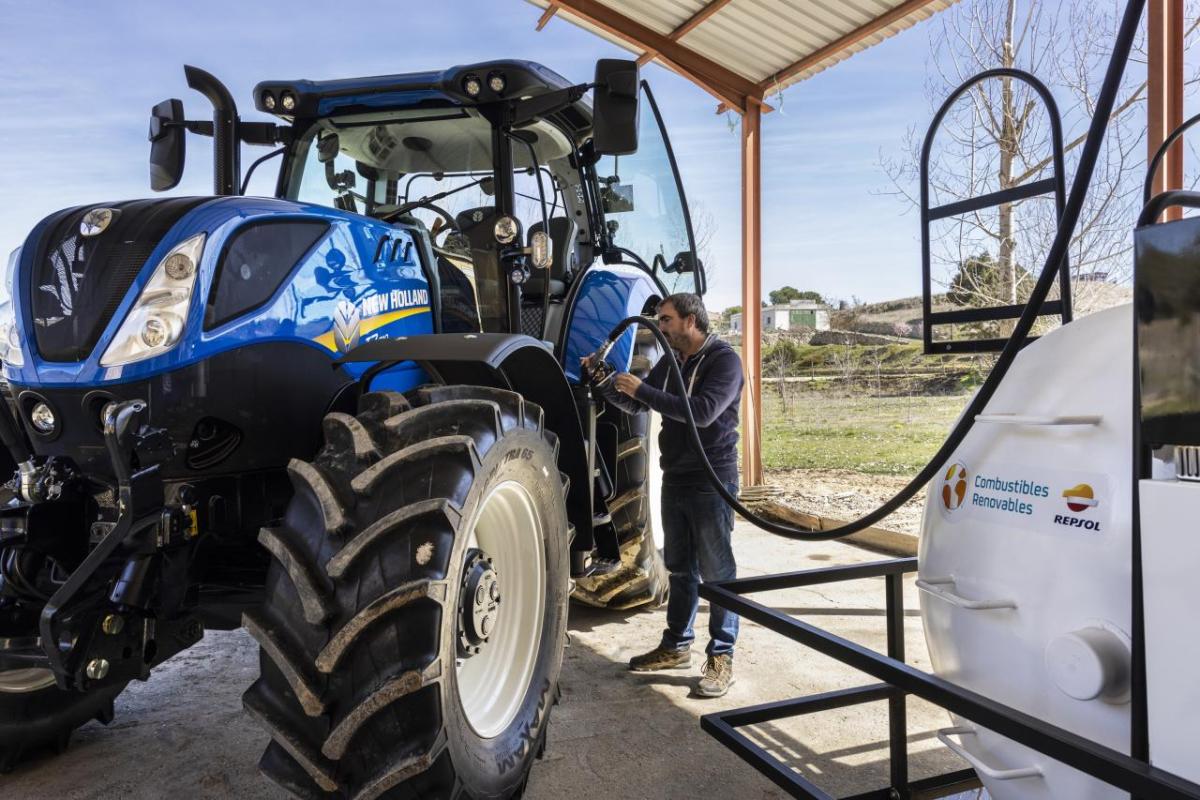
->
[572, 328, 669, 610]
[0, 601, 124, 771]
[244, 385, 569, 800]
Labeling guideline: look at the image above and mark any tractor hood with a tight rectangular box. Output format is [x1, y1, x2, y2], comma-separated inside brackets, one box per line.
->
[5, 195, 417, 388]
[26, 197, 212, 362]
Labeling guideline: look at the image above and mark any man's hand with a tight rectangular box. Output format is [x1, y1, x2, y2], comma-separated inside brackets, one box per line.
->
[614, 372, 642, 397]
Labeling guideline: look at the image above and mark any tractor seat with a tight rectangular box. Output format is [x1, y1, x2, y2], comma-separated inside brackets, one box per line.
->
[524, 217, 578, 301]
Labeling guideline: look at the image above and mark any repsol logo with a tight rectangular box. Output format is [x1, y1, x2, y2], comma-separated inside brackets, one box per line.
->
[1053, 514, 1101, 532]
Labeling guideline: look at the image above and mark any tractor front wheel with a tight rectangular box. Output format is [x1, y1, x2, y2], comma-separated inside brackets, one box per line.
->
[244, 386, 569, 799]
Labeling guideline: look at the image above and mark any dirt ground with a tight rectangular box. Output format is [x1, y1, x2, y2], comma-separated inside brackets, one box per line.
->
[763, 468, 929, 534]
[0, 519, 974, 800]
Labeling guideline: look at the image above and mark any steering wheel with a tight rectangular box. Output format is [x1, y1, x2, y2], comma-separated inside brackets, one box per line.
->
[389, 200, 461, 245]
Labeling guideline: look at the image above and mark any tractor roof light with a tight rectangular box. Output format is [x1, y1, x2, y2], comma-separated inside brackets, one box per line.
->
[280, 91, 296, 112]
[262, 91, 277, 111]
[100, 233, 205, 367]
[487, 72, 506, 94]
[463, 75, 483, 97]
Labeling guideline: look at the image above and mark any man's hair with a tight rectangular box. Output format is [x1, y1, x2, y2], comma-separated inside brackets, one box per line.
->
[659, 293, 710, 334]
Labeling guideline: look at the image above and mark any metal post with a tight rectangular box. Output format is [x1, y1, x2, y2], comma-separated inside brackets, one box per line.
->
[1148, 0, 1185, 222]
[886, 573, 908, 797]
[740, 103, 763, 487]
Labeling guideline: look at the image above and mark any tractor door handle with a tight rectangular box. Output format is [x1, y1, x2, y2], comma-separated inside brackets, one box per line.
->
[916, 577, 1016, 610]
[937, 726, 1042, 781]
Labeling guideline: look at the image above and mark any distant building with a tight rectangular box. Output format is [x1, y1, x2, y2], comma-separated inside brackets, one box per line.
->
[730, 301, 830, 334]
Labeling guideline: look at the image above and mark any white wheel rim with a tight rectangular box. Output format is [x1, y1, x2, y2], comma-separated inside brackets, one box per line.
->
[0, 668, 55, 693]
[0, 637, 56, 693]
[456, 480, 546, 738]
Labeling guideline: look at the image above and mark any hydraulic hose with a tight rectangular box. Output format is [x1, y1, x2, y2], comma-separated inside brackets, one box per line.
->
[589, 0, 1145, 541]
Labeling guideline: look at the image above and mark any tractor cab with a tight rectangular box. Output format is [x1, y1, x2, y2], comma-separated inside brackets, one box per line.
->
[150, 59, 706, 343]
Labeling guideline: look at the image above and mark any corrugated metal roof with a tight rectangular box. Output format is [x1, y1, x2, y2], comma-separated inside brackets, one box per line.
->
[527, 0, 958, 107]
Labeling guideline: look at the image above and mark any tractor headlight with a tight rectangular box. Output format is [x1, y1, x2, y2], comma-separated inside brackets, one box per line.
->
[29, 402, 55, 434]
[0, 247, 24, 367]
[100, 233, 205, 367]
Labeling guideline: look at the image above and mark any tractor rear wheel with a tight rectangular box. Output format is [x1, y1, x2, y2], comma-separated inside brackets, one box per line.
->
[573, 328, 668, 610]
[244, 386, 569, 799]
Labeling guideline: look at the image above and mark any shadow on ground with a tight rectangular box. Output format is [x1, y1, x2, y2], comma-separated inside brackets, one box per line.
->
[0, 522, 971, 799]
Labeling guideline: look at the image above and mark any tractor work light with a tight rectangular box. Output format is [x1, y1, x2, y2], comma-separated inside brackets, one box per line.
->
[280, 91, 296, 112]
[101, 232, 205, 367]
[493, 216, 519, 244]
[262, 91, 277, 111]
[29, 402, 55, 434]
[530, 230, 551, 269]
[487, 72, 506, 93]
[463, 75, 483, 97]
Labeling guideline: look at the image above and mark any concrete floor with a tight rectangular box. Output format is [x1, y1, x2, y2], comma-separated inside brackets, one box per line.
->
[0, 519, 979, 799]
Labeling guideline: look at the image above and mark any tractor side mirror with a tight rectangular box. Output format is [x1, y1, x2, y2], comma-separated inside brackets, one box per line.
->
[665, 251, 699, 274]
[593, 59, 640, 156]
[148, 99, 186, 192]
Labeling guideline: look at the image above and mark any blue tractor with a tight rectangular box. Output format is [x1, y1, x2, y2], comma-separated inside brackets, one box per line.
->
[0, 60, 706, 797]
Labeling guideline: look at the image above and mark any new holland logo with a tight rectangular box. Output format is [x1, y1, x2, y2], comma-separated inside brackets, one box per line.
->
[941, 462, 969, 512]
[332, 300, 361, 353]
[1054, 483, 1102, 531]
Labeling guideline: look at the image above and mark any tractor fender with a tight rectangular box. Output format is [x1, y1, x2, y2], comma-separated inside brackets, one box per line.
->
[336, 334, 592, 550]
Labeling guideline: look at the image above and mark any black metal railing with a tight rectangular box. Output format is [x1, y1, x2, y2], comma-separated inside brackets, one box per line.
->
[699, 558, 1200, 800]
[919, 69, 1072, 355]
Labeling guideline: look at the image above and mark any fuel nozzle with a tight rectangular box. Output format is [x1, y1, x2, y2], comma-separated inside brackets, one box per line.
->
[582, 316, 651, 389]
[582, 337, 619, 388]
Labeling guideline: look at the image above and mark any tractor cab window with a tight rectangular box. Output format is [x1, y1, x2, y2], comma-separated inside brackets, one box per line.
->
[285, 110, 572, 333]
[596, 84, 704, 296]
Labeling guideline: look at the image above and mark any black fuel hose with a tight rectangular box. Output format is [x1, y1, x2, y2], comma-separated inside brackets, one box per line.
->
[591, 0, 1144, 541]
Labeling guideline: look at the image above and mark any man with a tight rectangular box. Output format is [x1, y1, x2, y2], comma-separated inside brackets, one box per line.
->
[591, 293, 744, 698]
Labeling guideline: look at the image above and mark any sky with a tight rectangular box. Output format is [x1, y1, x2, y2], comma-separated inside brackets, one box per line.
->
[0, 0, 1178, 312]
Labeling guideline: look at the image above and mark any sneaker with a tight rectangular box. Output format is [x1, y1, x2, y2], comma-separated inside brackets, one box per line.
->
[628, 644, 691, 672]
[696, 654, 735, 697]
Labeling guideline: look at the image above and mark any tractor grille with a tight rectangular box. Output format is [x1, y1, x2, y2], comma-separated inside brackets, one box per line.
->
[1178, 446, 1200, 482]
[30, 197, 210, 362]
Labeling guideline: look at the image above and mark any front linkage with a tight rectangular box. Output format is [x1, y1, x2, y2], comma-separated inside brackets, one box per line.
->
[0, 399, 203, 693]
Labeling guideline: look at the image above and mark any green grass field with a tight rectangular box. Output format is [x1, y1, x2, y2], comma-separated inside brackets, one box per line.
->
[756, 389, 970, 475]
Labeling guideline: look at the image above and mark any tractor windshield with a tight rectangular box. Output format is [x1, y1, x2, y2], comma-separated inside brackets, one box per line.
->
[284, 109, 571, 332]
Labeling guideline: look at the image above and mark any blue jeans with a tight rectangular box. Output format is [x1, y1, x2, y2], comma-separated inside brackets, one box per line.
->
[660, 480, 739, 656]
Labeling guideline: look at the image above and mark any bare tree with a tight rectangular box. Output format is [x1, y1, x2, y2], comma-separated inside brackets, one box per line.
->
[882, 0, 1200, 325]
[690, 200, 718, 281]
[766, 340, 796, 407]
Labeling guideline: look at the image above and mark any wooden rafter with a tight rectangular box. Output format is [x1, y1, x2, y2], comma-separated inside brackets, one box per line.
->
[537, 0, 762, 113]
[536, 3, 559, 31]
[636, 0, 735, 66]
[756, 0, 946, 95]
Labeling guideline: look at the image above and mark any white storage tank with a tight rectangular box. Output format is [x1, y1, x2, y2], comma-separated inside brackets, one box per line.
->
[919, 304, 1133, 800]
